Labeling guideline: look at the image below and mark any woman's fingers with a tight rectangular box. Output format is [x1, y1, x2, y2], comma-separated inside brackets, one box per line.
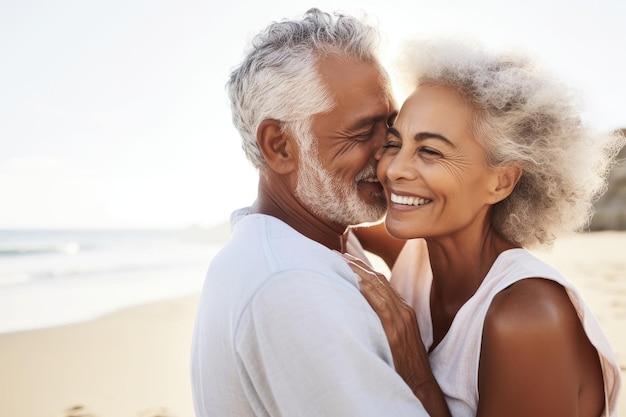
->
[341, 253, 378, 276]
[359, 272, 392, 313]
[345, 261, 391, 313]
[339, 253, 440, 408]
[340, 253, 421, 345]
[341, 253, 406, 332]
[342, 255, 401, 307]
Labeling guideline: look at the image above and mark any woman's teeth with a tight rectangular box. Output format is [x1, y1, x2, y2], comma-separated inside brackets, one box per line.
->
[390, 193, 431, 206]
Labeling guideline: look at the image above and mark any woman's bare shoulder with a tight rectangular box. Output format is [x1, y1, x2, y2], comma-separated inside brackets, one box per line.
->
[487, 278, 575, 328]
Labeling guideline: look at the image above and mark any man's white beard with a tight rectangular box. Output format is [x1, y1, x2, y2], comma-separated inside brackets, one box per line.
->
[295, 142, 386, 227]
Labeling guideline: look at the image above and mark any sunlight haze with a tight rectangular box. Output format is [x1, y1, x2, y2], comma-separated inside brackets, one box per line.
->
[1, 0, 624, 229]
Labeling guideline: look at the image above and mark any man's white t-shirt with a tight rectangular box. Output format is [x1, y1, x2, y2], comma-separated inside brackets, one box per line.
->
[191, 210, 427, 416]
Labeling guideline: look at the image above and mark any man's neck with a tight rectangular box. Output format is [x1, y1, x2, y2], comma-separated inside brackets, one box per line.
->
[250, 190, 347, 252]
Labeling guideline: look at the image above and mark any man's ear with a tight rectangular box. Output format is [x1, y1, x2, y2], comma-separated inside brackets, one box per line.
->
[256, 119, 298, 174]
[487, 163, 522, 204]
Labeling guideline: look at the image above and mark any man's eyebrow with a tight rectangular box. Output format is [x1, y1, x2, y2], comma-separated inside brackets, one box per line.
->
[387, 128, 453, 146]
[348, 114, 388, 131]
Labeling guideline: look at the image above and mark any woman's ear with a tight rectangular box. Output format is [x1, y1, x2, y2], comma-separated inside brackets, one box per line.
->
[256, 119, 298, 174]
[488, 163, 522, 204]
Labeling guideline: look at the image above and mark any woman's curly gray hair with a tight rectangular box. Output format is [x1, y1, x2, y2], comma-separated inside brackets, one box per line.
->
[227, 8, 381, 169]
[397, 39, 625, 248]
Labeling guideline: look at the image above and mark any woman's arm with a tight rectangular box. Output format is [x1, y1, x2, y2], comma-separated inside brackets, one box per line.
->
[477, 278, 605, 417]
[342, 253, 605, 417]
[342, 254, 452, 417]
[351, 222, 406, 269]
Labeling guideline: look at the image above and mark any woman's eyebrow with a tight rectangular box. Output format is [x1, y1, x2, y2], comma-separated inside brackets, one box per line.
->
[388, 126, 401, 138]
[388, 126, 453, 146]
[414, 132, 453, 146]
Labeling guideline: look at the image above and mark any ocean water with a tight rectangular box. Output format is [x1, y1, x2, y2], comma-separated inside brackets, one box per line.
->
[0, 229, 222, 334]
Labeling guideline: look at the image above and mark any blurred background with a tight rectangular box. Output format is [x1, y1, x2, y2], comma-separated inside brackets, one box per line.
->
[0, 1, 624, 416]
[1, 0, 625, 231]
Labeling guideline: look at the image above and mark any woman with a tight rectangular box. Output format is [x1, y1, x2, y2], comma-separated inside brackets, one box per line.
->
[346, 39, 623, 417]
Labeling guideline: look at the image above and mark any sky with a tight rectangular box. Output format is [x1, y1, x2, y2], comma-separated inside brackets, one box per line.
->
[1, 0, 625, 230]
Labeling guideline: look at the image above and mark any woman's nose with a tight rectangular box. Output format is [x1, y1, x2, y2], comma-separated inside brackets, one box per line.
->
[384, 151, 417, 182]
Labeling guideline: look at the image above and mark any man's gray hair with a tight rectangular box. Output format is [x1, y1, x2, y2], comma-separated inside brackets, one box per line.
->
[227, 8, 380, 169]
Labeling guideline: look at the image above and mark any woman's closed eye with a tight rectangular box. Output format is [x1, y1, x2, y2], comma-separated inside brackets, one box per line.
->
[382, 143, 401, 150]
[419, 146, 443, 158]
[382, 138, 402, 150]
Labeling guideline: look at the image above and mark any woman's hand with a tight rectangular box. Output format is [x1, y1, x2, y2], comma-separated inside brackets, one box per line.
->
[341, 253, 451, 417]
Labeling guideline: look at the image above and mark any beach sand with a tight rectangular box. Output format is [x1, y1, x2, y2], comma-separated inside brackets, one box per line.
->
[0, 231, 624, 417]
[0, 295, 200, 417]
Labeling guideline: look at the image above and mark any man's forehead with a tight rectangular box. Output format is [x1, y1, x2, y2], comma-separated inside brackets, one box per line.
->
[317, 55, 385, 84]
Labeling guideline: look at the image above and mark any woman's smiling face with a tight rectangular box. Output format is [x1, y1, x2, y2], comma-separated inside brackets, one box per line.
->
[377, 84, 503, 241]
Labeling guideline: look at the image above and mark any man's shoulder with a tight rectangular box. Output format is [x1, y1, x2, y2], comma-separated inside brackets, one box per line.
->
[209, 212, 355, 293]
[229, 206, 251, 228]
[226, 212, 337, 267]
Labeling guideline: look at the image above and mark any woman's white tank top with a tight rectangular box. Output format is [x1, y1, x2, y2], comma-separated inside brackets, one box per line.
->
[391, 241, 621, 417]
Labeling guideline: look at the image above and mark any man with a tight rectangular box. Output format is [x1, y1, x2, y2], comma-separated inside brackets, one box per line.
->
[191, 9, 449, 417]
